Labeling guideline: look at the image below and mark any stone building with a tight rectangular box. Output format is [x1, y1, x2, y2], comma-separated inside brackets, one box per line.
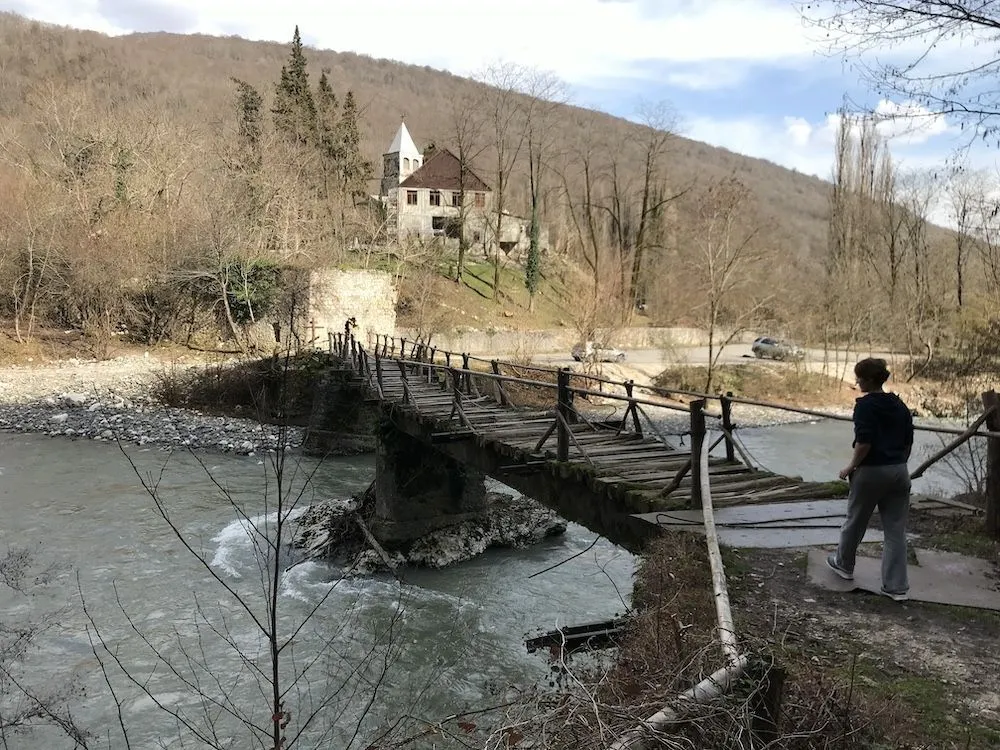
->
[377, 121, 546, 258]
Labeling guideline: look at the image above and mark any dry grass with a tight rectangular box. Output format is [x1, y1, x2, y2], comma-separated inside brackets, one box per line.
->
[654, 364, 856, 410]
[151, 353, 325, 423]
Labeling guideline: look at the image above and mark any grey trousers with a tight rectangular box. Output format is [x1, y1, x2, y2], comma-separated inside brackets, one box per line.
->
[835, 463, 911, 594]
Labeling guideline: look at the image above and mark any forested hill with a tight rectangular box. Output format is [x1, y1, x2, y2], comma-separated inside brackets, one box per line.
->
[0, 11, 832, 262]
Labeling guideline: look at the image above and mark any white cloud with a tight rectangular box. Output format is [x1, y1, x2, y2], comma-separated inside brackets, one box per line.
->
[685, 103, 987, 184]
[872, 99, 953, 144]
[2, 0, 819, 89]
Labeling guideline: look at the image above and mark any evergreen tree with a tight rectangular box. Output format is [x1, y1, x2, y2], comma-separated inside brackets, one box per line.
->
[230, 78, 265, 221]
[335, 91, 372, 199]
[233, 78, 263, 173]
[315, 70, 340, 200]
[272, 26, 316, 145]
[525, 209, 541, 303]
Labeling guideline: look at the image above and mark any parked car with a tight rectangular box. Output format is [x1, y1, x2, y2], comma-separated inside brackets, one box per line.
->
[572, 341, 627, 363]
[751, 336, 805, 361]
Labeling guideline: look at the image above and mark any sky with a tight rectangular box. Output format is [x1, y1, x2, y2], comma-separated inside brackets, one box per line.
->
[2, 0, 996, 189]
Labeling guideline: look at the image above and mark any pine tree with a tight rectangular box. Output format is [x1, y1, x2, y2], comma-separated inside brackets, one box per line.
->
[272, 26, 316, 145]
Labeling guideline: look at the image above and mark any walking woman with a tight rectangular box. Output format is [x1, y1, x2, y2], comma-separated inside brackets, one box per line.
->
[827, 357, 914, 601]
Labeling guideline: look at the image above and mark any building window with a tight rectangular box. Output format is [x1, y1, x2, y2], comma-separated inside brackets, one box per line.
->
[406, 190, 418, 205]
[474, 192, 485, 208]
[451, 191, 460, 207]
[403, 157, 410, 171]
[432, 216, 446, 235]
[429, 190, 442, 207]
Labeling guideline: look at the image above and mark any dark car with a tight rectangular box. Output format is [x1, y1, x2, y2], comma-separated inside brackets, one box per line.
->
[751, 336, 805, 361]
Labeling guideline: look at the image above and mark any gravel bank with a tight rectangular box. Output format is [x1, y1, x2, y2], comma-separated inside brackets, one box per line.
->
[0, 355, 301, 454]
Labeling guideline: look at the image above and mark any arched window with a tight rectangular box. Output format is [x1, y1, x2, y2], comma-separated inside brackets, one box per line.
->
[403, 158, 410, 171]
[413, 159, 421, 170]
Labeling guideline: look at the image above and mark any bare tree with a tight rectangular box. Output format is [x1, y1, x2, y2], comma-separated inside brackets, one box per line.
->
[948, 169, 991, 308]
[556, 133, 611, 303]
[517, 68, 568, 311]
[476, 63, 529, 302]
[1, 549, 89, 748]
[800, 1, 1000, 143]
[682, 176, 772, 391]
[443, 88, 489, 284]
[85, 357, 411, 749]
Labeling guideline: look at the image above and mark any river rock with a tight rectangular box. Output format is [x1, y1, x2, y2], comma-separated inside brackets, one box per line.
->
[61, 392, 89, 407]
[293, 491, 567, 572]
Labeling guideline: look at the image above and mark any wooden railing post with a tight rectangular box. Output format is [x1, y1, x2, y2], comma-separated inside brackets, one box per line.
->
[400, 338, 408, 360]
[983, 390, 1000, 539]
[445, 351, 452, 367]
[625, 380, 642, 436]
[461, 353, 472, 394]
[689, 398, 707, 508]
[375, 351, 384, 395]
[491, 360, 510, 406]
[721, 391, 736, 463]
[557, 368, 571, 462]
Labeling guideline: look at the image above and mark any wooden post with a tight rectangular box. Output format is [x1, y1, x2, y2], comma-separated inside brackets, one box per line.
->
[375, 352, 384, 395]
[689, 399, 707, 508]
[400, 338, 408, 360]
[491, 360, 510, 406]
[461, 353, 472, 394]
[557, 368, 571, 462]
[445, 351, 452, 367]
[721, 391, 736, 463]
[625, 381, 642, 436]
[983, 390, 1000, 539]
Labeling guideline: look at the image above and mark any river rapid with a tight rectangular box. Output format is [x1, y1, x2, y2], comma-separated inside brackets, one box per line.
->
[0, 409, 973, 748]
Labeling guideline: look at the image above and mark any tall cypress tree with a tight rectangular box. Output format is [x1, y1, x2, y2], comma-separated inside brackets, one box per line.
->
[335, 91, 372, 199]
[272, 26, 316, 146]
[315, 70, 340, 200]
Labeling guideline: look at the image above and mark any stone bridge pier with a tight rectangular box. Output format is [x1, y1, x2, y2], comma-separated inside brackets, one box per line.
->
[372, 416, 488, 544]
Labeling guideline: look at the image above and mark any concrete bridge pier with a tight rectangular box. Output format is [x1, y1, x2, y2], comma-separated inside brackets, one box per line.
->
[372, 417, 488, 545]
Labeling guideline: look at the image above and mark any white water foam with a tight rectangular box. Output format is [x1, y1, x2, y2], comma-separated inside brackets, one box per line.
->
[210, 506, 309, 577]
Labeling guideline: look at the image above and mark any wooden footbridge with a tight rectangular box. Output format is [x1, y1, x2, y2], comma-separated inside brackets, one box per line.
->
[316, 331, 996, 551]
[321, 332, 869, 551]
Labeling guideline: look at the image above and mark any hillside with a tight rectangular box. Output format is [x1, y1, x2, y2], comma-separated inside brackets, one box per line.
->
[0, 11, 832, 260]
[0, 12, 970, 356]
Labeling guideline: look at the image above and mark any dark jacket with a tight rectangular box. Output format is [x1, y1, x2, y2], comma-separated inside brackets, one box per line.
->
[853, 392, 914, 466]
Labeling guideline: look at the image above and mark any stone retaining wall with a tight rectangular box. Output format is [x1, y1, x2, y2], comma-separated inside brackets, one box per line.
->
[391, 326, 758, 355]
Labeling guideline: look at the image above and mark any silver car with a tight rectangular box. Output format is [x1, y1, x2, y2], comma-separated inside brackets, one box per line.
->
[751, 336, 805, 361]
[572, 341, 626, 363]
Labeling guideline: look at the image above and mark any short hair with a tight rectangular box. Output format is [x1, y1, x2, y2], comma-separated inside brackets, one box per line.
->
[855, 357, 890, 386]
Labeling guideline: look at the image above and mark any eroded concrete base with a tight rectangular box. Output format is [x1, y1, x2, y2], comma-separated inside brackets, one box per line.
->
[373, 421, 487, 545]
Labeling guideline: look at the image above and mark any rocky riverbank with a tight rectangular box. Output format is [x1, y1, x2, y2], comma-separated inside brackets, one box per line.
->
[0, 354, 299, 454]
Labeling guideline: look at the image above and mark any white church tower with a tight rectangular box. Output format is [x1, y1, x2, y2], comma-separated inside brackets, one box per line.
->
[380, 120, 422, 197]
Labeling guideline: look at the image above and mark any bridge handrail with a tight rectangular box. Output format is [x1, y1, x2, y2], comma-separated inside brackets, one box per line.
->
[378, 354, 696, 418]
[364, 332, 1000, 441]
